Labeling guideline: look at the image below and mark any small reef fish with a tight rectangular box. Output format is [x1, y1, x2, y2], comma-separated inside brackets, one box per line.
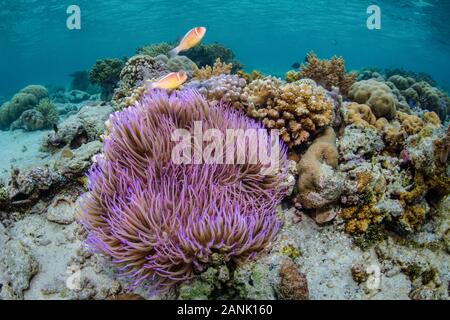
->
[147, 71, 188, 90]
[169, 26, 207, 57]
[291, 62, 300, 69]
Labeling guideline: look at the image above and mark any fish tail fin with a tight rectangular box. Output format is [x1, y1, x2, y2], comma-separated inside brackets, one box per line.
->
[168, 47, 179, 58]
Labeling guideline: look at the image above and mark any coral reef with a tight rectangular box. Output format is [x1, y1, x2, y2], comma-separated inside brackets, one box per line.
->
[186, 74, 247, 111]
[0, 85, 49, 130]
[192, 58, 232, 80]
[136, 42, 173, 57]
[296, 127, 342, 209]
[111, 54, 196, 110]
[245, 79, 334, 148]
[286, 52, 356, 96]
[182, 43, 243, 72]
[89, 58, 125, 101]
[342, 102, 377, 129]
[79, 89, 288, 290]
[386, 76, 449, 120]
[348, 79, 397, 119]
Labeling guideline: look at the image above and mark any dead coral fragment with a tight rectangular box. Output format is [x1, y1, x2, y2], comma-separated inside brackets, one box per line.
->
[192, 58, 232, 80]
[287, 51, 356, 96]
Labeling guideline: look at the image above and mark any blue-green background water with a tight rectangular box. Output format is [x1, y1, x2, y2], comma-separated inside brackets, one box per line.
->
[1, 0, 449, 98]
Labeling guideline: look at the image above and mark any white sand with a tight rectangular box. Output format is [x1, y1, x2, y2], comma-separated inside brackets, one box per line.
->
[0, 129, 52, 183]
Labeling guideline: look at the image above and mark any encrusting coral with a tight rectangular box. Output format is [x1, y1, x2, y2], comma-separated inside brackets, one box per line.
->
[286, 51, 356, 97]
[79, 89, 289, 291]
[245, 79, 334, 148]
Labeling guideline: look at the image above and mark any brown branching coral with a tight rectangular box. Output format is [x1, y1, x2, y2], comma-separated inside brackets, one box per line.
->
[296, 127, 341, 209]
[287, 52, 356, 96]
[246, 80, 334, 148]
[342, 102, 377, 129]
[192, 58, 232, 80]
[237, 70, 264, 83]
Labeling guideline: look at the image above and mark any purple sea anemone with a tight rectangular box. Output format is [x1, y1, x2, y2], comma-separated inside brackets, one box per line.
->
[79, 89, 288, 290]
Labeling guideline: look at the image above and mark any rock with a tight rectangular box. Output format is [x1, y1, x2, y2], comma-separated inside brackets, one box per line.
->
[8, 167, 64, 202]
[0, 238, 39, 299]
[46, 196, 76, 225]
[42, 104, 113, 152]
[65, 90, 90, 103]
[278, 259, 309, 300]
[11, 109, 45, 131]
[56, 141, 102, 177]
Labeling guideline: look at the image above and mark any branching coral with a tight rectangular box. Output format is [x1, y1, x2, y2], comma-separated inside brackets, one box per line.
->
[287, 52, 356, 96]
[79, 89, 288, 290]
[35, 98, 59, 128]
[192, 58, 232, 80]
[296, 127, 341, 209]
[89, 58, 125, 101]
[246, 79, 334, 148]
[349, 80, 397, 120]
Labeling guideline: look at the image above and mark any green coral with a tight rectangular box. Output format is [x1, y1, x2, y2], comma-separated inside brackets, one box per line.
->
[19, 85, 48, 101]
[0, 85, 49, 130]
[178, 279, 214, 300]
[35, 99, 59, 128]
[136, 42, 173, 57]
[89, 58, 125, 101]
[183, 43, 243, 72]
[280, 244, 301, 259]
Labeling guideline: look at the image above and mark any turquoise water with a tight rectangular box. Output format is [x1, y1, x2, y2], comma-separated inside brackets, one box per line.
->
[0, 0, 449, 98]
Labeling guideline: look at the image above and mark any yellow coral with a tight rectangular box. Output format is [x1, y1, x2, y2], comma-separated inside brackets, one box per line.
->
[399, 204, 427, 232]
[376, 117, 405, 151]
[341, 204, 382, 235]
[423, 111, 441, 127]
[356, 171, 372, 193]
[237, 69, 263, 83]
[343, 102, 377, 129]
[249, 81, 334, 148]
[396, 111, 423, 135]
[192, 58, 232, 80]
